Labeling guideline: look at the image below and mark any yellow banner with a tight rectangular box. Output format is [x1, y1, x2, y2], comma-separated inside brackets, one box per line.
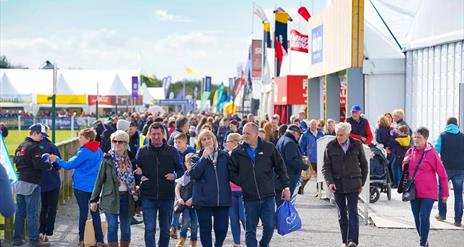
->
[36, 95, 87, 104]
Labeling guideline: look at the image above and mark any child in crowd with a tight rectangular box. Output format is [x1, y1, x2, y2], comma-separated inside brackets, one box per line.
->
[390, 125, 412, 187]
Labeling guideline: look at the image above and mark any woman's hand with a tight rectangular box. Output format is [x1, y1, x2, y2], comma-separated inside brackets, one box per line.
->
[403, 155, 410, 164]
[203, 146, 213, 158]
[442, 197, 448, 203]
[135, 167, 143, 175]
[90, 202, 98, 212]
[185, 199, 192, 207]
[177, 198, 185, 205]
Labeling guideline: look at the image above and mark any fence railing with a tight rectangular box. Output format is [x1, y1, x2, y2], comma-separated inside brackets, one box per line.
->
[0, 116, 96, 131]
[0, 137, 80, 242]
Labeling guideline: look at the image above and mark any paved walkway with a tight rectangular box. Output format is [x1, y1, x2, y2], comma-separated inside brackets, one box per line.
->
[2, 180, 463, 246]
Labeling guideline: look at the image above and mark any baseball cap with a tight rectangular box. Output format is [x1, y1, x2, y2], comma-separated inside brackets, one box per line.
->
[287, 124, 302, 134]
[351, 105, 362, 112]
[29, 123, 49, 137]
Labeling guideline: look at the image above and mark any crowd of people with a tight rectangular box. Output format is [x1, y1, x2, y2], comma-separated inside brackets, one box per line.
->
[1, 105, 463, 247]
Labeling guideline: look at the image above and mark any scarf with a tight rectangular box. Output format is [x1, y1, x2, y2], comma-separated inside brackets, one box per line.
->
[111, 150, 136, 195]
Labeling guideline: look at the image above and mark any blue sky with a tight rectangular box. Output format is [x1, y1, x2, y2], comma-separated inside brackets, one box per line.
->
[1, 0, 328, 84]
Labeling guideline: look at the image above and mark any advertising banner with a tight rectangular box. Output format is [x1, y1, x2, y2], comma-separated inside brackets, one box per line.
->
[131, 76, 139, 98]
[252, 40, 263, 79]
[290, 29, 309, 53]
[311, 25, 323, 64]
[37, 95, 87, 105]
[0, 95, 33, 104]
[202, 76, 212, 92]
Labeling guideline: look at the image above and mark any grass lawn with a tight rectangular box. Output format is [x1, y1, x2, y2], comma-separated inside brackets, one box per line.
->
[3, 130, 78, 156]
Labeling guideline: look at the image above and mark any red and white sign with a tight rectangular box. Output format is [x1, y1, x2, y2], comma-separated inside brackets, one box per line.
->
[289, 29, 309, 53]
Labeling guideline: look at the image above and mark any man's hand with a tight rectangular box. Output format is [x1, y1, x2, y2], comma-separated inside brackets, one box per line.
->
[403, 155, 410, 164]
[90, 202, 98, 212]
[329, 184, 337, 193]
[165, 173, 175, 181]
[282, 188, 291, 201]
[177, 198, 185, 205]
[361, 137, 367, 143]
[49, 154, 57, 163]
[135, 167, 143, 175]
[185, 199, 192, 207]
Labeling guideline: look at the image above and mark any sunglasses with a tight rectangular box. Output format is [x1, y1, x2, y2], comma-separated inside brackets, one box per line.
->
[112, 140, 126, 144]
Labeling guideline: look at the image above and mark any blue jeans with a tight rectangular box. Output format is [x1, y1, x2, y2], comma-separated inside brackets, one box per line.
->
[391, 155, 403, 187]
[195, 206, 229, 247]
[104, 194, 131, 242]
[229, 191, 245, 245]
[438, 170, 464, 224]
[244, 196, 276, 247]
[142, 199, 173, 247]
[179, 207, 198, 241]
[74, 189, 103, 242]
[410, 198, 434, 246]
[14, 186, 41, 244]
[334, 192, 359, 245]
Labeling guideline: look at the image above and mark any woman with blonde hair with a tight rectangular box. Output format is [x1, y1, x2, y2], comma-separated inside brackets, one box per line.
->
[189, 130, 232, 247]
[263, 122, 276, 144]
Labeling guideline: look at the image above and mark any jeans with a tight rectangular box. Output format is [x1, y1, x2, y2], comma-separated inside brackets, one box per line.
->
[229, 191, 245, 245]
[438, 170, 464, 224]
[104, 194, 131, 242]
[244, 196, 276, 247]
[172, 212, 180, 229]
[290, 176, 302, 205]
[39, 187, 60, 236]
[142, 199, 173, 247]
[179, 207, 198, 241]
[74, 189, 103, 242]
[391, 155, 403, 187]
[410, 198, 434, 246]
[14, 186, 41, 244]
[195, 206, 229, 247]
[334, 192, 359, 245]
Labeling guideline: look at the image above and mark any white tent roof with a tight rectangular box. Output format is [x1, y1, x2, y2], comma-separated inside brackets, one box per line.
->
[56, 74, 75, 95]
[105, 74, 131, 96]
[0, 73, 19, 95]
[143, 87, 165, 104]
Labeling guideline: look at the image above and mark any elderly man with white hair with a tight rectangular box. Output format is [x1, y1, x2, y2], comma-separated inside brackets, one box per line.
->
[322, 122, 368, 247]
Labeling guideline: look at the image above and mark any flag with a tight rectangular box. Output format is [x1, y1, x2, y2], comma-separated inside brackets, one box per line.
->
[185, 66, 197, 75]
[290, 29, 309, 53]
[175, 86, 185, 99]
[264, 22, 272, 48]
[162, 76, 172, 98]
[244, 37, 253, 89]
[216, 82, 225, 112]
[274, 8, 290, 76]
[0, 134, 17, 183]
[298, 6, 311, 21]
[254, 5, 268, 22]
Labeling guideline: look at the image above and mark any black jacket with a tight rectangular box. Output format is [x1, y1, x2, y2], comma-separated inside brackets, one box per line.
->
[135, 141, 184, 200]
[440, 131, 464, 171]
[188, 150, 232, 207]
[14, 137, 51, 184]
[276, 132, 309, 179]
[229, 138, 289, 201]
[322, 138, 368, 194]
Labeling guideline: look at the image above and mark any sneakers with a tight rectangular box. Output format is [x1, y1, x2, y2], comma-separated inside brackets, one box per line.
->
[95, 242, 107, 247]
[39, 234, 49, 243]
[13, 240, 26, 246]
[434, 214, 445, 221]
[77, 241, 85, 247]
[454, 222, 462, 227]
[29, 240, 50, 246]
[348, 241, 357, 247]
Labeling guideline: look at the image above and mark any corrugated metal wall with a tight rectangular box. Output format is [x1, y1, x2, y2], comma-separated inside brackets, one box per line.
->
[405, 40, 463, 142]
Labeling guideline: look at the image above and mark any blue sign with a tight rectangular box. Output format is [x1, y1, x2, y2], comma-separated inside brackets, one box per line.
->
[311, 25, 323, 64]
[202, 76, 212, 92]
[0, 117, 80, 130]
[158, 99, 190, 105]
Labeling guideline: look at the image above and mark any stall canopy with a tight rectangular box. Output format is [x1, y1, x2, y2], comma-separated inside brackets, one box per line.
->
[142, 86, 165, 105]
[0, 73, 19, 95]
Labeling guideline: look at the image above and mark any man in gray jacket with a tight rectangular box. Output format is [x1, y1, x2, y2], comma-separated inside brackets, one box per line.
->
[322, 122, 368, 247]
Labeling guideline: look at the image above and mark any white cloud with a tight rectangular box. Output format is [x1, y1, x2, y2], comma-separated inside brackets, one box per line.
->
[154, 9, 191, 22]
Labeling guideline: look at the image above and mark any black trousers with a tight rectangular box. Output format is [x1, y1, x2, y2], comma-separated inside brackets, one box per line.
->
[39, 187, 60, 236]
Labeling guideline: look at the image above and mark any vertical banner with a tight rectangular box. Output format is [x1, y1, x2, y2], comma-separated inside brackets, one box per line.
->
[252, 40, 263, 79]
[131, 76, 139, 98]
[202, 76, 212, 92]
[339, 73, 348, 122]
[0, 134, 17, 183]
[311, 25, 324, 64]
[274, 9, 289, 76]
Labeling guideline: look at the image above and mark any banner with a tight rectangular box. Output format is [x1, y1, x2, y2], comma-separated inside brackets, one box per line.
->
[274, 9, 289, 76]
[0, 134, 17, 183]
[252, 40, 263, 79]
[131, 76, 139, 98]
[202, 76, 212, 92]
[290, 29, 309, 53]
[37, 95, 87, 105]
[311, 25, 324, 64]
[0, 95, 33, 104]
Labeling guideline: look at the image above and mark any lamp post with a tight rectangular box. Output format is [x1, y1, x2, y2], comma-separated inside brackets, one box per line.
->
[96, 81, 99, 120]
[40, 60, 57, 143]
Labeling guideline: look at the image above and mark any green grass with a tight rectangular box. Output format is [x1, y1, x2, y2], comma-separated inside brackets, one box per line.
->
[3, 130, 78, 156]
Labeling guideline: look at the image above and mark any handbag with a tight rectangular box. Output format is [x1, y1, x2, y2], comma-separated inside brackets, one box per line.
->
[401, 151, 426, 202]
[276, 201, 302, 236]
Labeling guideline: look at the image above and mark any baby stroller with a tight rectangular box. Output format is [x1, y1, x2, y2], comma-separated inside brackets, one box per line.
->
[369, 145, 392, 203]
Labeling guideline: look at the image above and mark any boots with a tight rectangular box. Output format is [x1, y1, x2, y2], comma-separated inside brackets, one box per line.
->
[176, 237, 186, 247]
[170, 226, 178, 239]
[190, 240, 198, 247]
[107, 243, 118, 247]
[119, 241, 130, 247]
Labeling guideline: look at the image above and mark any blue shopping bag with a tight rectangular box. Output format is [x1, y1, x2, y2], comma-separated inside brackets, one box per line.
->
[276, 201, 302, 235]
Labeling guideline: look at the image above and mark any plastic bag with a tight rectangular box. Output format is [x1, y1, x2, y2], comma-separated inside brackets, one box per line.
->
[276, 200, 302, 235]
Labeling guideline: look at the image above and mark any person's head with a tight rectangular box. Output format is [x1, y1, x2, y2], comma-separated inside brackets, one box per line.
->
[116, 119, 130, 132]
[308, 119, 318, 132]
[226, 133, 242, 152]
[327, 119, 336, 132]
[317, 119, 325, 130]
[128, 121, 138, 137]
[176, 117, 190, 133]
[28, 123, 47, 142]
[201, 124, 212, 132]
[377, 116, 390, 129]
[247, 113, 255, 123]
[287, 124, 302, 141]
[278, 124, 288, 138]
[258, 128, 266, 139]
[222, 117, 230, 127]
[397, 125, 409, 137]
[413, 127, 429, 148]
[383, 112, 393, 125]
[242, 123, 259, 146]
[230, 120, 239, 132]
[271, 114, 280, 128]
[298, 111, 306, 120]
[78, 128, 97, 146]
[174, 133, 188, 151]
[263, 122, 273, 142]
[259, 120, 268, 129]
[149, 122, 165, 146]
[335, 122, 351, 144]
[168, 119, 175, 129]
[110, 130, 129, 154]
[185, 153, 195, 171]
[392, 109, 405, 123]
[351, 105, 362, 120]
[292, 116, 301, 127]
[446, 117, 458, 126]
[197, 129, 218, 151]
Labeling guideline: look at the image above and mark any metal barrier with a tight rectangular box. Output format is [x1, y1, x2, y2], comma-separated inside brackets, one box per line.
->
[316, 136, 372, 225]
[0, 137, 79, 242]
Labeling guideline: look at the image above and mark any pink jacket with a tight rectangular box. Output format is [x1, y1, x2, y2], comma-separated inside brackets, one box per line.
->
[403, 143, 449, 200]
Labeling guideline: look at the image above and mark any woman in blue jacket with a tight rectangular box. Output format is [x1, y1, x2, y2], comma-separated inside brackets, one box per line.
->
[50, 128, 105, 247]
[189, 129, 232, 247]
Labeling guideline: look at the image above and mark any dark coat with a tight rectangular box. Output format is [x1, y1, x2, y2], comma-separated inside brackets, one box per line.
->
[322, 138, 369, 194]
[375, 127, 392, 148]
[276, 132, 309, 191]
[39, 137, 61, 192]
[188, 150, 232, 207]
[229, 138, 289, 201]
